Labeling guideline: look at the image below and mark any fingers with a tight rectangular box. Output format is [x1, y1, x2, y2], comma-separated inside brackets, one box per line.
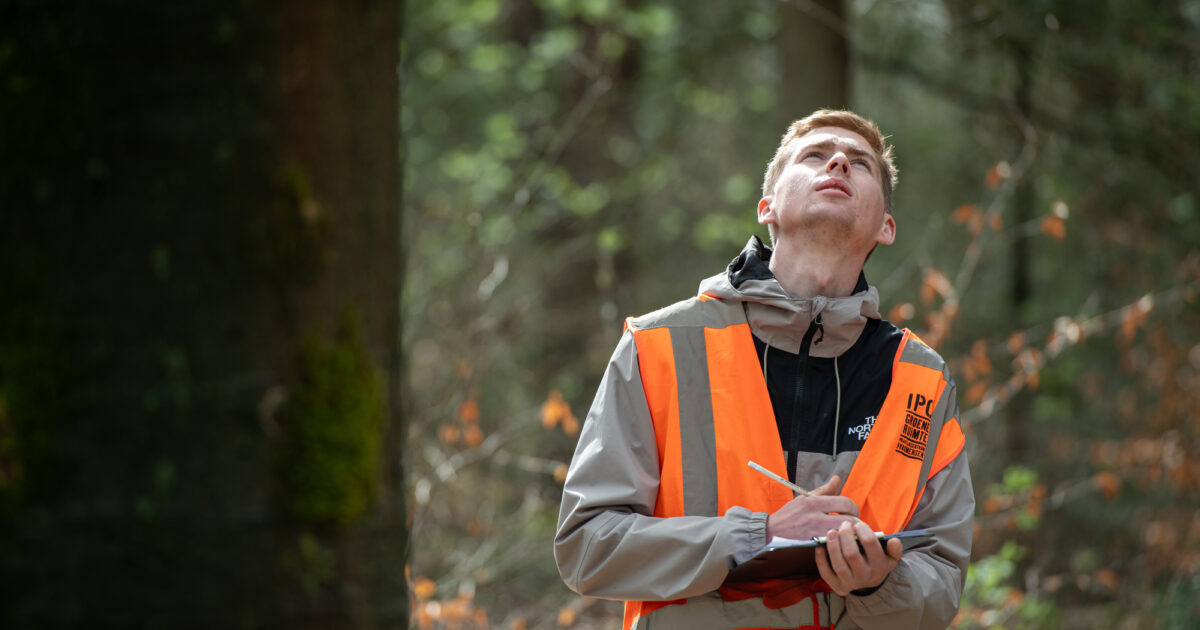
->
[839, 521, 870, 577]
[814, 546, 841, 595]
[802, 495, 860, 518]
[886, 536, 904, 561]
[851, 521, 886, 567]
[819, 521, 901, 596]
[811, 474, 843, 496]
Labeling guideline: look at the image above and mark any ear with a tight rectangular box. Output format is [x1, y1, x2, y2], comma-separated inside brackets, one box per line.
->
[757, 197, 775, 226]
[876, 212, 896, 245]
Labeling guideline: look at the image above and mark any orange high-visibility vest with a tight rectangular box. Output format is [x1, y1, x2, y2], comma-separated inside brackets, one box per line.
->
[621, 297, 965, 630]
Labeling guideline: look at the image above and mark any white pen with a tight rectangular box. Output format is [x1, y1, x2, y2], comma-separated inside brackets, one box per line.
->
[810, 531, 886, 545]
[747, 460, 813, 497]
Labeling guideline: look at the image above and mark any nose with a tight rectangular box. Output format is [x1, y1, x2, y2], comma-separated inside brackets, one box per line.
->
[826, 152, 850, 176]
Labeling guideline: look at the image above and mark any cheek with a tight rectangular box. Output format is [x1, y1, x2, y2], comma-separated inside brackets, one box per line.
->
[776, 170, 812, 197]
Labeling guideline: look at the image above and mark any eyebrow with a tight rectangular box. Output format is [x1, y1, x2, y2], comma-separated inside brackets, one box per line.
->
[795, 139, 876, 164]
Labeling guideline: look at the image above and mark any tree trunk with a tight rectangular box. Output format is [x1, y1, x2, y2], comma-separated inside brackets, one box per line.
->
[0, 2, 404, 626]
[775, 0, 851, 121]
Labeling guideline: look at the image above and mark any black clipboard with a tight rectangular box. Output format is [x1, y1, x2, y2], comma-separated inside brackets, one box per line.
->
[724, 529, 934, 583]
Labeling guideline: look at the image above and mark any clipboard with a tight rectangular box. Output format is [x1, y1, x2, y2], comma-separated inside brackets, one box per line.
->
[724, 529, 934, 583]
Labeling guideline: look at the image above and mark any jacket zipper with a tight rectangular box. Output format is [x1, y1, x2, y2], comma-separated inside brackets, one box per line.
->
[787, 315, 823, 484]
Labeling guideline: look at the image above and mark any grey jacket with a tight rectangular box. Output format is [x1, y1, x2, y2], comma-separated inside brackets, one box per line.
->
[555, 248, 974, 629]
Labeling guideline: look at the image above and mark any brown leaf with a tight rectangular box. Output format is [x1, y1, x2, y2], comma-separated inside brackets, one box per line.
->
[952, 204, 981, 225]
[463, 424, 484, 447]
[1006, 331, 1026, 355]
[986, 161, 1011, 190]
[458, 399, 480, 424]
[1120, 295, 1155, 340]
[416, 603, 434, 629]
[965, 382, 989, 406]
[1093, 568, 1119, 590]
[439, 424, 461, 444]
[413, 577, 437, 600]
[920, 268, 953, 305]
[562, 412, 580, 436]
[442, 596, 469, 621]
[1041, 215, 1066, 241]
[888, 302, 914, 323]
[1093, 471, 1120, 500]
[971, 339, 992, 378]
[541, 390, 565, 430]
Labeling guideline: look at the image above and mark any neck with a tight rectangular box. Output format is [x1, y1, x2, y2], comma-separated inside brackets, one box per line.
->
[767, 238, 865, 298]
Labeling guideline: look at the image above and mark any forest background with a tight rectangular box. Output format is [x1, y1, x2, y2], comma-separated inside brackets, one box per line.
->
[1, 1, 1198, 629]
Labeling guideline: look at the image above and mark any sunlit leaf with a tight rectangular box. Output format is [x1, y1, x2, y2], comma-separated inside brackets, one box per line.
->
[541, 390, 565, 429]
[413, 577, 437, 600]
[557, 604, 577, 627]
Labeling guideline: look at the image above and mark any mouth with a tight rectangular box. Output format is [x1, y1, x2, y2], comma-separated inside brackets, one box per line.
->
[816, 179, 852, 197]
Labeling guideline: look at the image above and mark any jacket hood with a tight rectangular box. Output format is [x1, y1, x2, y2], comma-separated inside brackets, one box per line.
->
[697, 236, 881, 357]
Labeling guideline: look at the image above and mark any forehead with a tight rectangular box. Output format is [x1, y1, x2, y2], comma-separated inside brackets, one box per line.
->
[792, 126, 874, 154]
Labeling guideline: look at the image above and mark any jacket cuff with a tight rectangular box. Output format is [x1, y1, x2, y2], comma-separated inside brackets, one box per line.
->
[846, 560, 913, 614]
[729, 507, 769, 565]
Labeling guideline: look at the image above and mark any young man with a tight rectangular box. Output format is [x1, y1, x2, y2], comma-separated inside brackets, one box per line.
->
[555, 110, 974, 629]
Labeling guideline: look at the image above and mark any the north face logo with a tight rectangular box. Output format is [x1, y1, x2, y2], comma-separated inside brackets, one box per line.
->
[848, 416, 876, 442]
[896, 393, 933, 460]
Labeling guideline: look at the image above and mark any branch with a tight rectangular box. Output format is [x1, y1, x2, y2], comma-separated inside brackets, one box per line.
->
[961, 281, 1196, 425]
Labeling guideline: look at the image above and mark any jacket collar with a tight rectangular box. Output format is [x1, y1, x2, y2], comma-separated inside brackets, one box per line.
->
[697, 236, 880, 357]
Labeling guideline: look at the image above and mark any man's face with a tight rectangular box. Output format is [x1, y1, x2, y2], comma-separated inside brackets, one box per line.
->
[759, 126, 894, 256]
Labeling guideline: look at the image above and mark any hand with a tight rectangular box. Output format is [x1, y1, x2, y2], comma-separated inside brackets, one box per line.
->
[815, 519, 903, 596]
[765, 475, 860, 540]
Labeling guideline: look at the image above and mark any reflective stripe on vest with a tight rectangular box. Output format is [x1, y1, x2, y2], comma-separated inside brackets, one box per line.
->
[621, 299, 964, 630]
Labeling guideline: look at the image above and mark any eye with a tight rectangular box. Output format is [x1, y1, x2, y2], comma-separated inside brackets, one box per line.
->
[852, 158, 872, 171]
[801, 151, 825, 161]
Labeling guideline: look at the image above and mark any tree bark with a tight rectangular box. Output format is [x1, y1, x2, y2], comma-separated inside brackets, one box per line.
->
[775, 0, 851, 121]
[0, 2, 404, 626]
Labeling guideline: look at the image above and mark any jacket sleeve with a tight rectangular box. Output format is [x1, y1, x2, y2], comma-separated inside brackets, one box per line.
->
[845, 375, 975, 630]
[553, 330, 769, 601]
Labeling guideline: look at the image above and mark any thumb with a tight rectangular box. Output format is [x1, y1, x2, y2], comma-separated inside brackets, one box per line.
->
[812, 474, 843, 496]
